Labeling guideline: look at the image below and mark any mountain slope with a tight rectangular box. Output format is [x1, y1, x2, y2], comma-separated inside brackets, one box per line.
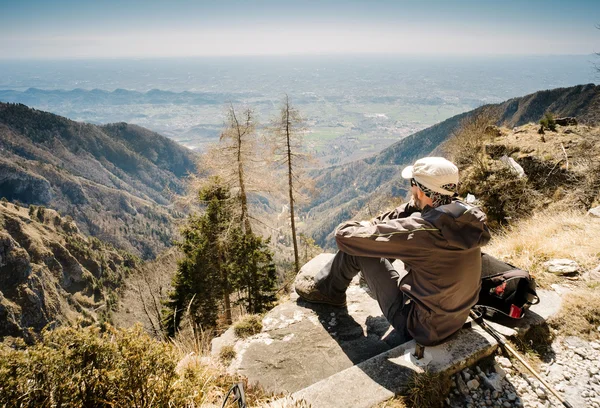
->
[0, 203, 134, 339]
[304, 84, 600, 248]
[0, 103, 198, 258]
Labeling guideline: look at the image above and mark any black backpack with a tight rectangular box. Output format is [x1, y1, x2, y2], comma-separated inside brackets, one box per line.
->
[475, 254, 539, 319]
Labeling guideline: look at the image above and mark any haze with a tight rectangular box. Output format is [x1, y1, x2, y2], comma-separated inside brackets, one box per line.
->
[1, 0, 598, 59]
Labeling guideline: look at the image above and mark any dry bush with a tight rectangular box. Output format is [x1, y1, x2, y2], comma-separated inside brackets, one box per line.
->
[484, 210, 600, 287]
[443, 107, 499, 170]
[460, 163, 538, 228]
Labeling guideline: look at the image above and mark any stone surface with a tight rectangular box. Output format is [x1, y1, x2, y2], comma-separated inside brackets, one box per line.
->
[584, 265, 600, 282]
[221, 253, 405, 394]
[542, 259, 579, 275]
[292, 325, 497, 408]
[588, 206, 600, 218]
[210, 326, 236, 357]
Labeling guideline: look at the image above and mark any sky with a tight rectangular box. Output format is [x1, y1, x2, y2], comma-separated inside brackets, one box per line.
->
[1, 0, 599, 59]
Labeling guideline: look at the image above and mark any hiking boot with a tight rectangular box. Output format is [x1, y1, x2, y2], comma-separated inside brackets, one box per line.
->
[294, 276, 346, 307]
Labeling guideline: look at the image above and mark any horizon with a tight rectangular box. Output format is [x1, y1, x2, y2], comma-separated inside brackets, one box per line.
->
[1, 0, 598, 59]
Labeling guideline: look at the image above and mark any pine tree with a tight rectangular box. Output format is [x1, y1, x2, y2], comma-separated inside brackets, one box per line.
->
[162, 179, 232, 336]
[229, 231, 277, 314]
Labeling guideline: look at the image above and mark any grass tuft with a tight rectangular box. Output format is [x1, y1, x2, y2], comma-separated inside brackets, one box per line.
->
[234, 314, 263, 338]
[403, 370, 452, 408]
[220, 345, 237, 364]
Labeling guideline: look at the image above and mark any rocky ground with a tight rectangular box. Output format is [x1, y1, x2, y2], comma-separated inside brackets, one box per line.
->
[447, 335, 600, 408]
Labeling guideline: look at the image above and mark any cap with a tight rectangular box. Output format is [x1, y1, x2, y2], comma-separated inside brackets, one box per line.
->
[401, 157, 459, 196]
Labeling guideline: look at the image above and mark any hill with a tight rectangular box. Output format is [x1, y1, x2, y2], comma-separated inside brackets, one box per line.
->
[303, 84, 600, 248]
[0, 103, 198, 258]
[0, 202, 135, 340]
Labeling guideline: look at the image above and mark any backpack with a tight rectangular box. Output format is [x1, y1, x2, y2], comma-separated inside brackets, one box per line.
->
[475, 254, 539, 319]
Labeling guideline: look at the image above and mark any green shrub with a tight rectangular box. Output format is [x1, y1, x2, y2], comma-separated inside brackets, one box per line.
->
[28, 205, 36, 218]
[233, 314, 263, 338]
[1, 197, 7, 207]
[539, 112, 557, 132]
[0, 324, 178, 408]
[36, 206, 46, 222]
[0, 324, 278, 407]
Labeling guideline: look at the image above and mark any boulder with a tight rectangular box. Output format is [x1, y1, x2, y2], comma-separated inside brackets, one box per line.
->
[555, 117, 578, 126]
[543, 259, 579, 275]
[499, 155, 525, 178]
[584, 265, 600, 282]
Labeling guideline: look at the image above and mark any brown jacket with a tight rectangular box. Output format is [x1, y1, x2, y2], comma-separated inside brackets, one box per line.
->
[335, 200, 491, 346]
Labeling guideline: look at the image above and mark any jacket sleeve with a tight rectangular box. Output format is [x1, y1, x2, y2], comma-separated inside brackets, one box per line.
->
[334, 216, 442, 259]
[372, 201, 420, 224]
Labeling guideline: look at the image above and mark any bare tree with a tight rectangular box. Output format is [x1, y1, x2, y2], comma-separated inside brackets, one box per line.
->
[596, 24, 600, 73]
[203, 104, 269, 234]
[271, 95, 314, 273]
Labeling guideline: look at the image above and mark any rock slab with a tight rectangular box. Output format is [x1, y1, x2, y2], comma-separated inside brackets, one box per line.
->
[216, 253, 406, 394]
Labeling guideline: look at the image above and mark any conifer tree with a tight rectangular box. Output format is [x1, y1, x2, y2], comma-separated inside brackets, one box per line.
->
[162, 179, 232, 336]
[271, 95, 313, 273]
[229, 231, 277, 314]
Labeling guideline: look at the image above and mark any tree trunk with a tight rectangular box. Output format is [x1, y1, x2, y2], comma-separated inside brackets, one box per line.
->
[222, 262, 232, 325]
[285, 97, 300, 273]
[230, 105, 253, 235]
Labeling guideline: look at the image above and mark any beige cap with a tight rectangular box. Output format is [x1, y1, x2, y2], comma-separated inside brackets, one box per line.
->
[401, 157, 459, 196]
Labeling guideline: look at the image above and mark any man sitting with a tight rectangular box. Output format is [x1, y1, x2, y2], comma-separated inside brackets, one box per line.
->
[295, 157, 491, 346]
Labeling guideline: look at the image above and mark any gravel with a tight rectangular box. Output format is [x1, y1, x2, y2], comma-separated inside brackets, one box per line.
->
[445, 336, 600, 408]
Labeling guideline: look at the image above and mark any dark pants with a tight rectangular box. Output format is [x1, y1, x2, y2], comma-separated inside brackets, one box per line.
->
[314, 251, 412, 340]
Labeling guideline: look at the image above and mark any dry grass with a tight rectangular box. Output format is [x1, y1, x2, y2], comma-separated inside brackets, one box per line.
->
[374, 370, 451, 408]
[219, 345, 237, 364]
[548, 290, 600, 340]
[484, 210, 600, 288]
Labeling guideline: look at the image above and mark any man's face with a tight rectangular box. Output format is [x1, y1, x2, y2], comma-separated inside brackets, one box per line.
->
[410, 179, 425, 209]
[411, 186, 424, 209]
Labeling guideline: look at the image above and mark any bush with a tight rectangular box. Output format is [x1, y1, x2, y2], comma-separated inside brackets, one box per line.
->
[234, 314, 263, 338]
[539, 112, 557, 132]
[0, 324, 283, 407]
[1, 197, 7, 207]
[36, 206, 46, 222]
[0, 324, 178, 408]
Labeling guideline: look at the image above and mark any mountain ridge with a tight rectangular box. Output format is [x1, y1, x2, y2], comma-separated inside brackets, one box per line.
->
[304, 83, 600, 248]
[0, 102, 198, 258]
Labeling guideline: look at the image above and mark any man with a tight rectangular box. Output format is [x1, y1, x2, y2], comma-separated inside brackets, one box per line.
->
[295, 157, 491, 346]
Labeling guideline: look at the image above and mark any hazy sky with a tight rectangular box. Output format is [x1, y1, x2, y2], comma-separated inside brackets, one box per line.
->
[1, 0, 598, 59]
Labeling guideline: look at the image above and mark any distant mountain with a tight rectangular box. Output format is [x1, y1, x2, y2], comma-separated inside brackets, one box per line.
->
[0, 88, 257, 108]
[0, 103, 198, 258]
[304, 83, 600, 248]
